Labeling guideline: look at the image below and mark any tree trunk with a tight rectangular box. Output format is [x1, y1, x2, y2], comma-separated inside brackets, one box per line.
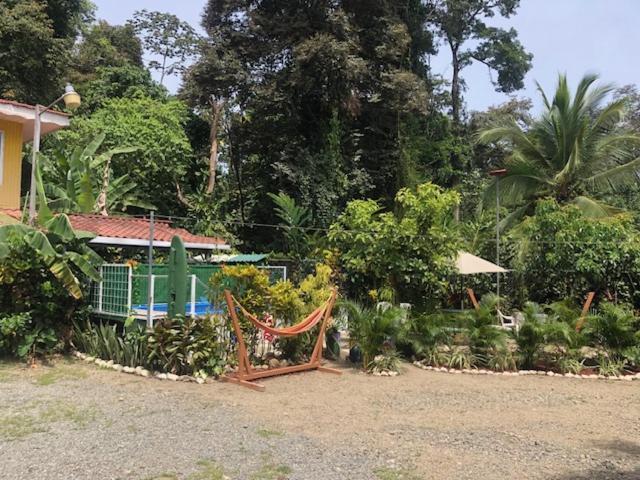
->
[96, 157, 111, 216]
[229, 124, 246, 223]
[206, 96, 225, 195]
[448, 40, 462, 222]
[450, 45, 461, 126]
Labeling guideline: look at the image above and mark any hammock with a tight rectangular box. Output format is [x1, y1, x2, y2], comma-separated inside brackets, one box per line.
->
[222, 288, 341, 391]
[229, 294, 329, 337]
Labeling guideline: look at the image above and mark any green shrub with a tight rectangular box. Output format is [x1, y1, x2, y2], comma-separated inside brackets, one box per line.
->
[0, 227, 97, 359]
[621, 346, 640, 370]
[147, 314, 226, 377]
[397, 312, 452, 359]
[447, 347, 480, 370]
[515, 200, 640, 305]
[72, 318, 148, 368]
[485, 348, 517, 372]
[328, 183, 461, 307]
[0, 313, 58, 360]
[0, 313, 31, 357]
[597, 356, 626, 377]
[558, 356, 584, 375]
[582, 303, 639, 352]
[367, 352, 401, 373]
[340, 301, 405, 368]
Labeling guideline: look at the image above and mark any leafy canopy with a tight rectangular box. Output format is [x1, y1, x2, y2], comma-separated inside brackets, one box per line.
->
[56, 97, 193, 214]
[129, 10, 200, 85]
[329, 182, 461, 307]
[514, 199, 640, 305]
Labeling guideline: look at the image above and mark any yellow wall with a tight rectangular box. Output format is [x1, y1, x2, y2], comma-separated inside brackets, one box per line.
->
[0, 119, 24, 209]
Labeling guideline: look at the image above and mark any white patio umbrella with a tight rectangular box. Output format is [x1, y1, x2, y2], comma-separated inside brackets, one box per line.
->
[454, 251, 508, 309]
[455, 251, 507, 275]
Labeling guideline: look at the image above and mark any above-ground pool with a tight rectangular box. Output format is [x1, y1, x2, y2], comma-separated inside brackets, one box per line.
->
[132, 301, 224, 317]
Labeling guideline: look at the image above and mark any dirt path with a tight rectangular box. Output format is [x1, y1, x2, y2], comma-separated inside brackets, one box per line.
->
[1, 358, 639, 479]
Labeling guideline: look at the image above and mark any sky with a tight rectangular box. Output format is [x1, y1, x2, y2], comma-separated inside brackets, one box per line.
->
[93, 0, 640, 113]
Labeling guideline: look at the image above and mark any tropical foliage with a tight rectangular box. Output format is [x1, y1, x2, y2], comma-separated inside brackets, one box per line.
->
[514, 199, 640, 304]
[479, 74, 640, 224]
[0, 214, 101, 299]
[41, 133, 152, 215]
[328, 183, 461, 307]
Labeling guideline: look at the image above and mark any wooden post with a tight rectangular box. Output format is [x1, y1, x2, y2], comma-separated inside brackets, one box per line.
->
[575, 292, 596, 332]
[467, 288, 480, 311]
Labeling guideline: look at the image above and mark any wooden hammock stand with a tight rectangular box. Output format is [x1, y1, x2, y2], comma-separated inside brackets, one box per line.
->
[222, 289, 341, 391]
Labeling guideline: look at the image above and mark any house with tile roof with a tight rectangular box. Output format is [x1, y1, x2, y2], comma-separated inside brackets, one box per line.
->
[0, 99, 229, 251]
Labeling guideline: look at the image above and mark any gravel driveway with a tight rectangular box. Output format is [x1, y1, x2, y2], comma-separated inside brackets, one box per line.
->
[1, 358, 639, 480]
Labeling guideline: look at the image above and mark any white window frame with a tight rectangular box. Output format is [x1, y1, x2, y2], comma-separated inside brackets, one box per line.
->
[0, 130, 4, 186]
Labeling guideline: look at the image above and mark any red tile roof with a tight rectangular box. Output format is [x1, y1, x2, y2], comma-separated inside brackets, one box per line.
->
[0, 210, 227, 247]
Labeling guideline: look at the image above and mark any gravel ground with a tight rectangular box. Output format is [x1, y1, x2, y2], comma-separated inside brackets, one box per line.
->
[1, 357, 639, 480]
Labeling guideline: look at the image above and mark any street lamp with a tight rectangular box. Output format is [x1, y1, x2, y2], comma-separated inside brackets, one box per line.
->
[489, 168, 507, 303]
[28, 83, 81, 225]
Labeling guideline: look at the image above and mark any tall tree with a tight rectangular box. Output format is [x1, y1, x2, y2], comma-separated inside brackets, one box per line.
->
[184, 0, 435, 249]
[129, 10, 200, 85]
[478, 74, 640, 224]
[429, 0, 532, 125]
[71, 20, 143, 84]
[0, 0, 93, 104]
[55, 97, 193, 215]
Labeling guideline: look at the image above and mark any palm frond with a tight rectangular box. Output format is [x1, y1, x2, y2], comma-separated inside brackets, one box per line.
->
[585, 156, 640, 191]
[571, 196, 624, 218]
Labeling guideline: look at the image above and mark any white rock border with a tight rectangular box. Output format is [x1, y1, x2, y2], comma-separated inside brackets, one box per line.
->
[411, 360, 639, 382]
[72, 351, 207, 385]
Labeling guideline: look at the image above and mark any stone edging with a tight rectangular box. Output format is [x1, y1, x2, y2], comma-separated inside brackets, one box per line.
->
[72, 351, 209, 384]
[412, 361, 640, 382]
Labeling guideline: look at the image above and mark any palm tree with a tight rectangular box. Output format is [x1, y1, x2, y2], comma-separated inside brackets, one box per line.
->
[478, 74, 640, 224]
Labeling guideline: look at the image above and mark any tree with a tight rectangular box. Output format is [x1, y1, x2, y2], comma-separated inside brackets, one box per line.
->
[129, 10, 200, 85]
[184, 0, 436, 250]
[328, 182, 461, 307]
[268, 192, 313, 261]
[54, 97, 193, 214]
[71, 20, 143, 84]
[0, 1, 70, 103]
[75, 65, 167, 115]
[478, 74, 640, 224]
[515, 199, 640, 305]
[41, 134, 153, 216]
[469, 96, 532, 171]
[429, 0, 532, 125]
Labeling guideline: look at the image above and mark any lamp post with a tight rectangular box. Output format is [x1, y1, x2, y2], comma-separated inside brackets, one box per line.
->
[28, 83, 81, 225]
[489, 168, 507, 303]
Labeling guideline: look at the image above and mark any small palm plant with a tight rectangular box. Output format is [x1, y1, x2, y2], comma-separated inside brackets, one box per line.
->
[397, 312, 453, 359]
[582, 303, 638, 353]
[338, 300, 404, 370]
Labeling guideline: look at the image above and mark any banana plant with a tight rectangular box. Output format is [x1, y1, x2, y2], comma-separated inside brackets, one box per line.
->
[0, 213, 101, 299]
[40, 133, 153, 215]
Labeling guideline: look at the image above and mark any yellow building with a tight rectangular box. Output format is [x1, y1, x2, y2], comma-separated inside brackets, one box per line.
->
[0, 99, 69, 210]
